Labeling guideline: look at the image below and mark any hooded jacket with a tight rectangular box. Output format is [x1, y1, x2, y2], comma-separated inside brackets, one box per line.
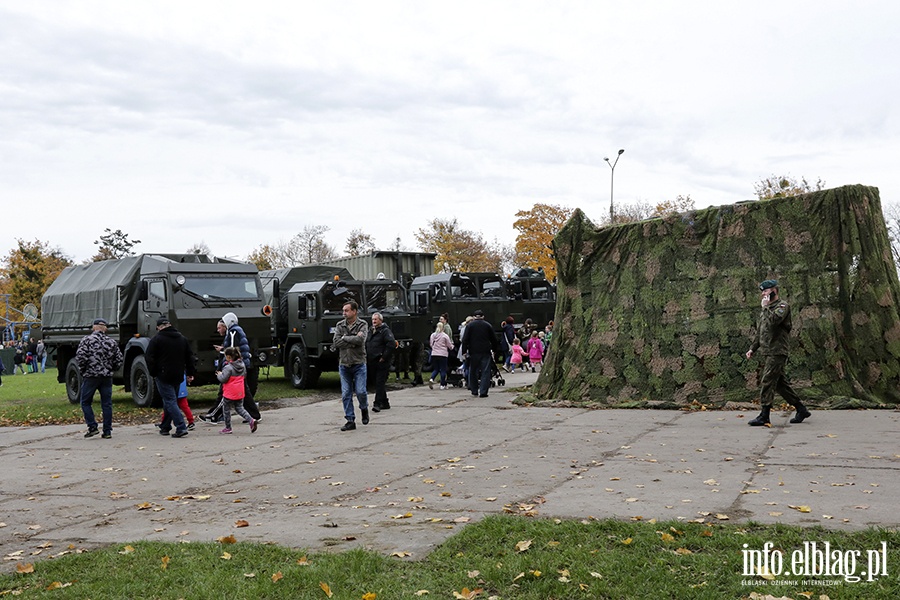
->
[217, 357, 246, 400]
[222, 312, 252, 366]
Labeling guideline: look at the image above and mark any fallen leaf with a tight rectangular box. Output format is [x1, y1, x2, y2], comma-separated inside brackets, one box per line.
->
[235, 520, 250, 528]
[621, 537, 633, 545]
[391, 551, 411, 558]
[769, 512, 783, 517]
[660, 533, 675, 542]
[16, 563, 34, 574]
[221, 552, 232, 560]
[515, 540, 532, 552]
[217, 535, 237, 544]
[513, 572, 525, 582]
[118, 545, 135, 554]
[788, 505, 812, 513]
[715, 514, 730, 520]
[452, 588, 483, 600]
[415, 591, 430, 596]
[391, 513, 413, 519]
[319, 581, 334, 597]
[453, 516, 471, 523]
[362, 593, 376, 600]
[675, 548, 693, 555]
[590, 571, 603, 578]
[297, 556, 311, 565]
[244, 573, 256, 578]
[468, 570, 480, 578]
[161, 556, 170, 570]
[272, 571, 283, 583]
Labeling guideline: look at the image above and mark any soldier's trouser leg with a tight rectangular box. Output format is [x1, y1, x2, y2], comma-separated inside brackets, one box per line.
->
[760, 355, 789, 408]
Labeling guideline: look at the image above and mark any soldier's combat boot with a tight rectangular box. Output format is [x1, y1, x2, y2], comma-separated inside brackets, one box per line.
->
[789, 403, 811, 424]
[748, 405, 771, 427]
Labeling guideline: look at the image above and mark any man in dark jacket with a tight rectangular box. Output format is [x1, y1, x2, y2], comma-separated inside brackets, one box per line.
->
[745, 279, 810, 427]
[461, 309, 499, 398]
[147, 317, 196, 438]
[75, 318, 124, 438]
[366, 312, 395, 412]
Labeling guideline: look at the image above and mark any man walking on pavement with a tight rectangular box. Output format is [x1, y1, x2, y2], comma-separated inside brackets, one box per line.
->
[76, 318, 123, 439]
[461, 309, 499, 398]
[367, 312, 395, 412]
[333, 300, 369, 431]
[745, 279, 811, 427]
[147, 317, 196, 438]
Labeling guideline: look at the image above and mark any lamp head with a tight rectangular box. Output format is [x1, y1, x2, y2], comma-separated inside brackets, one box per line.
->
[618, 148, 625, 155]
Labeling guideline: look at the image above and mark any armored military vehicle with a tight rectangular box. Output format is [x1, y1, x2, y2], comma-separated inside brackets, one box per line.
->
[261, 268, 414, 388]
[41, 254, 277, 406]
[409, 270, 556, 343]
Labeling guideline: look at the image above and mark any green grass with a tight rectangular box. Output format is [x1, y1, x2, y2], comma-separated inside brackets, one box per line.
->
[1, 516, 896, 599]
[0, 367, 340, 427]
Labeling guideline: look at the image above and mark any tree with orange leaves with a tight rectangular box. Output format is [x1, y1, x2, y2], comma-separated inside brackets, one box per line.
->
[512, 203, 573, 281]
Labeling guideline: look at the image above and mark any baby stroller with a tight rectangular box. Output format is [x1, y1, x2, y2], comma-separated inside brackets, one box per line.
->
[490, 360, 506, 387]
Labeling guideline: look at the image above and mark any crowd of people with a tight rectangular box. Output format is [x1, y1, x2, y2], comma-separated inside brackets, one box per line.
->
[2, 337, 48, 376]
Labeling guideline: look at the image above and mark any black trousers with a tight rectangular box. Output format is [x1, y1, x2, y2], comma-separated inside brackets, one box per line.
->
[371, 359, 390, 406]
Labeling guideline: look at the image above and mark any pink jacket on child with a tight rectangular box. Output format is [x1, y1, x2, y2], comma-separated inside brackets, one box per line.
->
[526, 337, 544, 362]
[510, 344, 525, 365]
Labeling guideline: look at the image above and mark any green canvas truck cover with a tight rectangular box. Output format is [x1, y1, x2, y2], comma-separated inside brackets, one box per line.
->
[41, 256, 143, 329]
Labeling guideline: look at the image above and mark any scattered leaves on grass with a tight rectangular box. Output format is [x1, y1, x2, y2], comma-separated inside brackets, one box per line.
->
[161, 556, 170, 570]
[221, 552, 232, 560]
[118, 545, 135, 555]
[621, 537, 633, 545]
[272, 571, 283, 582]
[415, 591, 430, 596]
[362, 593, 376, 600]
[515, 540, 532, 552]
[16, 563, 34, 574]
[319, 581, 334, 597]
[46, 581, 72, 590]
[297, 556, 311, 565]
[452, 588, 483, 599]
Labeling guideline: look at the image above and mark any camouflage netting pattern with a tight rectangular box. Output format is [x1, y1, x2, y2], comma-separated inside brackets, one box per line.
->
[533, 185, 900, 409]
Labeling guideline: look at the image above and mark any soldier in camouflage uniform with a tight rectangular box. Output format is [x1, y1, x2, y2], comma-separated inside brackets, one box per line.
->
[76, 318, 124, 438]
[745, 280, 811, 427]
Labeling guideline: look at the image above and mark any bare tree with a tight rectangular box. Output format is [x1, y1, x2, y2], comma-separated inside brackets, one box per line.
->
[186, 241, 211, 255]
[345, 229, 376, 257]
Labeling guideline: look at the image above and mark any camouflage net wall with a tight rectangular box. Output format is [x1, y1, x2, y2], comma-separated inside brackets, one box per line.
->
[533, 185, 900, 409]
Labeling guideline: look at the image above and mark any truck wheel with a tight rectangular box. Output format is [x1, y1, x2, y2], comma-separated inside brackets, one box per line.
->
[288, 345, 318, 389]
[130, 355, 158, 408]
[65, 361, 82, 404]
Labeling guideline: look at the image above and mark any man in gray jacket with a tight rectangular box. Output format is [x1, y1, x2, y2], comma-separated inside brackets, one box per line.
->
[332, 300, 368, 431]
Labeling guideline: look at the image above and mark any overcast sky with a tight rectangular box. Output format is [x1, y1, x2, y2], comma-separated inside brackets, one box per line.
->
[2, 1, 899, 263]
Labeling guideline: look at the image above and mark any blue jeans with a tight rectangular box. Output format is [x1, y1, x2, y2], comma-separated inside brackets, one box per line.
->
[468, 353, 493, 397]
[156, 380, 188, 434]
[430, 355, 449, 386]
[339, 363, 368, 422]
[81, 376, 113, 434]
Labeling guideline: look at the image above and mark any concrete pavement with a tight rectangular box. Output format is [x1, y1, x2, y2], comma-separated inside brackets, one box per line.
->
[2, 371, 898, 572]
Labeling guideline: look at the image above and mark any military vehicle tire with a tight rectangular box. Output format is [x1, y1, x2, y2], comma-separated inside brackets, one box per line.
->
[288, 344, 319, 389]
[65, 361, 82, 404]
[130, 355, 158, 408]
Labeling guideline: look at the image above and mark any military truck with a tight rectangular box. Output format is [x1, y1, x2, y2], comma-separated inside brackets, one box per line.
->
[260, 268, 414, 389]
[409, 270, 557, 344]
[41, 254, 277, 406]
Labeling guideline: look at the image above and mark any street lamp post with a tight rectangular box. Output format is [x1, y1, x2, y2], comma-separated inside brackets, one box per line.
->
[604, 148, 625, 223]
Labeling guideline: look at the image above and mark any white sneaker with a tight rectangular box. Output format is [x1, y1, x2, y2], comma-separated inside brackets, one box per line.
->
[439, 385, 446, 390]
[428, 379, 434, 389]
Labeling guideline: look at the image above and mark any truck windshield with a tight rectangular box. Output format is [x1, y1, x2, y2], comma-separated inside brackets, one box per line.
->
[181, 276, 260, 300]
[366, 284, 403, 312]
[449, 275, 478, 299]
